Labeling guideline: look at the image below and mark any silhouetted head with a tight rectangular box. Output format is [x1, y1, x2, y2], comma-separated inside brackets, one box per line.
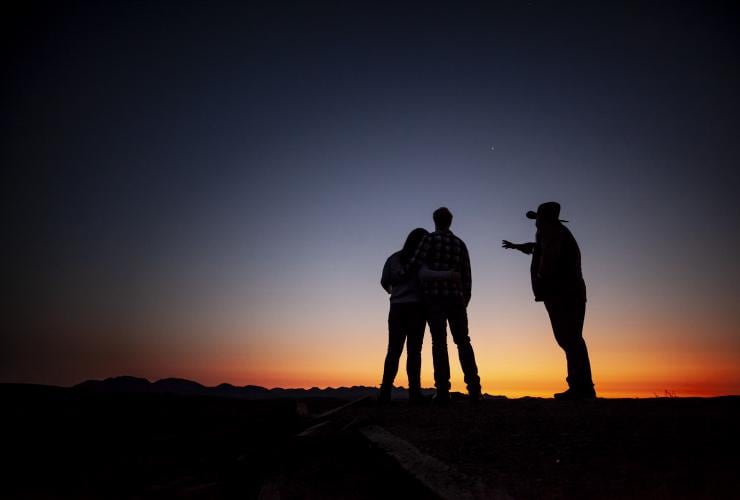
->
[401, 228, 429, 264]
[526, 201, 567, 228]
[433, 207, 453, 231]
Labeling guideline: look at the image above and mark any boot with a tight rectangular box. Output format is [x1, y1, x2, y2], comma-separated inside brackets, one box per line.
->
[554, 386, 596, 401]
[408, 387, 425, 405]
[377, 385, 392, 404]
[432, 390, 450, 406]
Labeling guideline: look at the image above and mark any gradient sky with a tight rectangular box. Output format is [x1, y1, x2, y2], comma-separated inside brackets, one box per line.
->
[3, 1, 739, 397]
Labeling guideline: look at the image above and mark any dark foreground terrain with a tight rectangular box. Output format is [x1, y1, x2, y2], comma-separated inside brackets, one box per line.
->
[2, 384, 738, 499]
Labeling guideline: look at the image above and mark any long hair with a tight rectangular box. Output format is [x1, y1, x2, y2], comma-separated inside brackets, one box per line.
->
[400, 228, 428, 266]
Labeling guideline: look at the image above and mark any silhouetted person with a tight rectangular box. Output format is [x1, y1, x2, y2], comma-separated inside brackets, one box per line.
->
[379, 228, 428, 403]
[409, 207, 482, 403]
[380, 228, 459, 403]
[503, 202, 596, 400]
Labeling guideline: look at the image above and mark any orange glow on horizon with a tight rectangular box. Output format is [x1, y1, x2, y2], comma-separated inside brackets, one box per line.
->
[146, 328, 739, 399]
[25, 298, 738, 399]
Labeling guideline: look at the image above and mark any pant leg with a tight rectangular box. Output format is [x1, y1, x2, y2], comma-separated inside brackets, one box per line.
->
[404, 302, 426, 391]
[447, 302, 481, 393]
[381, 303, 407, 388]
[545, 300, 593, 390]
[425, 300, 451, 392]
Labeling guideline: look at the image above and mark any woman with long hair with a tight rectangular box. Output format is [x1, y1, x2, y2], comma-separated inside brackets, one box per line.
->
[379, 228, 458, 402]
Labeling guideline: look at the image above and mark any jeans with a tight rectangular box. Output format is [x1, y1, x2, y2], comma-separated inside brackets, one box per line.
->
[426, 298, 481, 394]
[381, 302, 426, 391]
[544, 299, 594, 390]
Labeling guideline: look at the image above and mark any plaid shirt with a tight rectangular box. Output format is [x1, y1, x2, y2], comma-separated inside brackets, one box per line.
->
[409, 230, 472, 303]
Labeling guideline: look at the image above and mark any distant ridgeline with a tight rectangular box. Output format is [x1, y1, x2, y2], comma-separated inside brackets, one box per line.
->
[74, 376, 437, 400]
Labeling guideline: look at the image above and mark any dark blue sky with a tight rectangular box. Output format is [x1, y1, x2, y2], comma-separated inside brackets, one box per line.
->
[3, 1, 739, 392]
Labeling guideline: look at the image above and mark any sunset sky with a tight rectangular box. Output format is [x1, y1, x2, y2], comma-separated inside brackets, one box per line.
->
[4, 1, 739, 397]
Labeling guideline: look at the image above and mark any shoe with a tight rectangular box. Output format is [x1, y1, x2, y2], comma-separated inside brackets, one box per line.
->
[377, 386, 392, 404]
[468, 390, 484, 403]
[432, 391, 450, 406]
[554, 387, 596, 401]
[408, 389, 426, 405]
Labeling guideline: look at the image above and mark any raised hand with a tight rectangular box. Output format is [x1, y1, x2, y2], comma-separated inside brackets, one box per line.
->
[503, 240, 535, 255]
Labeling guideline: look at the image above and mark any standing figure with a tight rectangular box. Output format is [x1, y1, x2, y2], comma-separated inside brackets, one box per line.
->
[380, 227, 461, 403]
[380, 228, 429, 403]
[410, 207, 482, 404]
[503, 202, 596, 400]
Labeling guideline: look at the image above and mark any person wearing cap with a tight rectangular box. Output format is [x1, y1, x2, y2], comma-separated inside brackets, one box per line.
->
[502, 202, 596, 400]
[407, 207, 482, 404]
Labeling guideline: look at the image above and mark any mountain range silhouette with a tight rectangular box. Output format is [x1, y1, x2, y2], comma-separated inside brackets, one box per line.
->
[73, 376, 440, 400]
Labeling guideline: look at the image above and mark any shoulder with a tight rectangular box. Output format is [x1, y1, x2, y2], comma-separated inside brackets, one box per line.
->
[559, 225, 579, 244]
[385, 251, 401, 266]
[451, 233, 468, 249]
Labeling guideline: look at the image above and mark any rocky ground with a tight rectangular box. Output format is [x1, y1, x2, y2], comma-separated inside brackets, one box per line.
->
[2, 384, 738, 499]
[346, 396, 740, 499]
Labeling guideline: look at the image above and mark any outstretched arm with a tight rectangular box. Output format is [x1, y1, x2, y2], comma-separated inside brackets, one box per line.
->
[502, 240, 535, 255]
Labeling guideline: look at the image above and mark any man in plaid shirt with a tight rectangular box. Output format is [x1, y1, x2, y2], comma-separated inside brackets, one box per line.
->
[409, 207, 482, 403]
